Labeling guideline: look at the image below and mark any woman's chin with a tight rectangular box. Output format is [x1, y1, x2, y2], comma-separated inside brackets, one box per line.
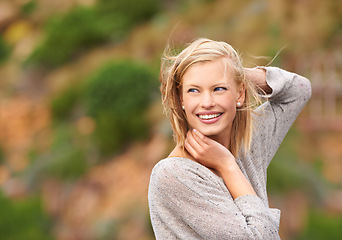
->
[197, 128, 220, 137]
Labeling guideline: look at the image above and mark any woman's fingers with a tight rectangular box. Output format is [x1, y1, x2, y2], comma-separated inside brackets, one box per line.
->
[186, 129, 236, 172]
[184, 138, 195, 156]
[188, 130, 212, 160]
[186, 130, 202, 151]
[192, 129, 208, 146]
[185, 130, 207, 160]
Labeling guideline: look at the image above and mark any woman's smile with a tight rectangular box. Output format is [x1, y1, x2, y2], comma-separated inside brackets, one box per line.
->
[197, 111, 223, 123]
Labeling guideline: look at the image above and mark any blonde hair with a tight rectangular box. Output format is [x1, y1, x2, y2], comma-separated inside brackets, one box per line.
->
[160, 38, 262, 157]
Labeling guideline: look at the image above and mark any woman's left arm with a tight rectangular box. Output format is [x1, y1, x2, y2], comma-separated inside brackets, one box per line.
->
[246, 66, 312, 167]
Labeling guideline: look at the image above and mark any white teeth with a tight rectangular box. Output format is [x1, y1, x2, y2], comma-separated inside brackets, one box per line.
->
[198, 113, 221, 120]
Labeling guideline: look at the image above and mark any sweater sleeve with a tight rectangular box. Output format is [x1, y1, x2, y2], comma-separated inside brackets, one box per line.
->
[253, 67, 312, 167]
[148, 158, 281, 239]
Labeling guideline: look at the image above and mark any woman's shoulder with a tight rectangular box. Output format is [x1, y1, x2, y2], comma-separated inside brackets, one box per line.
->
[150, 156, 226, 190]
[151, 157, 199, 178]
[149, 157, 197, 194]
[149, 156, 229, 202]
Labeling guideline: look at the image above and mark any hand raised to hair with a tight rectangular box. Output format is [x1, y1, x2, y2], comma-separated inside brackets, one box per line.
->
[184, 129, 235, 173]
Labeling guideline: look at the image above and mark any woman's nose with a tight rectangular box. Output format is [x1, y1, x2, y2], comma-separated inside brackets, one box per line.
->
[200, 92, 215, 108]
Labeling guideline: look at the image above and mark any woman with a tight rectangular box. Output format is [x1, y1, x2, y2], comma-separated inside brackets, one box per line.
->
[148, 38, 311, 239]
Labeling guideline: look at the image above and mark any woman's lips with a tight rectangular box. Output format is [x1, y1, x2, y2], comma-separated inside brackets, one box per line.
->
[197, 113, 223, 124]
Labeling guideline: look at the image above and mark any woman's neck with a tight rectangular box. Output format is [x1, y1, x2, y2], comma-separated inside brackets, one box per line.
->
[169, 133, 231, 161]
[208, 126, 232, 149]
[168, 145, 194, 160]
[208, 134, 230, 149]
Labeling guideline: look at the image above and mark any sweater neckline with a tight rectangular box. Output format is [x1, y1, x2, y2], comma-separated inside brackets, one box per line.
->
[164, 156, 225, 182]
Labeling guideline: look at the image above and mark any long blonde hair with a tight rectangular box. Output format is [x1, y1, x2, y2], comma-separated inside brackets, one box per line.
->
[160, 38, 262, 157]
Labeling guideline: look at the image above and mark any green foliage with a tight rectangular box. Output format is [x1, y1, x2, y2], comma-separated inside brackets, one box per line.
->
[46, 147, 88, 181]
[267, 128, 329, 200]
[268, 23, 281, 38]
[0, 147, 5, 165]
[25, 124, 90, 183]
[50, 86, 81, 121]
[297, 209, 342, 240]
[21, 1, 37, 15]
[0, 35, 11, 64]
[26, 7, 117, 68]
[84, 60, 158, 155]
[0, 193, 54, 240]
[267, 154, 306, 194]
[97, 0, 161, 23]
[45, 124, 89, 181]
[267, 129, 306, 193]
[25, 0, 161, 68]
[85, 60, 157, 116]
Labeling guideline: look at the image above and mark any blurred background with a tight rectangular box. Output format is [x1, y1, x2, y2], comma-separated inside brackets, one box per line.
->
[0, 0, 341, 239]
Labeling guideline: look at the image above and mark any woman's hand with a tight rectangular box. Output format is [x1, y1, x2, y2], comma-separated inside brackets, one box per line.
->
[185, 129, 257, 199]
[244, 67, 271, 94]
[184, 129, 235, 173]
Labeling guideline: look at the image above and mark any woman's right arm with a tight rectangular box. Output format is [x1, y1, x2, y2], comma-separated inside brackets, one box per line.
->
[185, 129, 257, 200]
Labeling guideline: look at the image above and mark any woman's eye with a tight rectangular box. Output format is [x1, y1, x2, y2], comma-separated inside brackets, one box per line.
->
[214, 87, 227, 91]
[188, 88, 199, 93]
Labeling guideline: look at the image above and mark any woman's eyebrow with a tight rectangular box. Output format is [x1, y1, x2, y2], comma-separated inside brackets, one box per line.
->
[183, 84, 201, 88]
[213, 82, 229, 86]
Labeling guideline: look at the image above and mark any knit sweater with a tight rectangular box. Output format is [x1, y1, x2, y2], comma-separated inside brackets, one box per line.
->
[148, 67, 312, 239]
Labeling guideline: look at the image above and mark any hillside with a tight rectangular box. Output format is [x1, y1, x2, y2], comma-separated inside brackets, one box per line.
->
[0, 0, 341, 239]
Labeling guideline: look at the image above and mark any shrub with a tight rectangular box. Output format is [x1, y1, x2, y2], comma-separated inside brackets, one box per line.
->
[25, 0, 161, 68]
[84, 60, 158, 155]
[97, 0, 160, 24]
[0, 35, 10, 64]
[21, 0, 37, 15]
[298, 209, 342, 240]
[267, 128, 329, 200]
[0, 193, 53, 240]
[46, 147, 88, 181]
[26, 6, 121, 68]
[267, 127, 314, 194]
[50, 86, 81, 122]
[45, 124, 89, 181]
[24, 122, 92, 185]
[0, 147, 5, 165]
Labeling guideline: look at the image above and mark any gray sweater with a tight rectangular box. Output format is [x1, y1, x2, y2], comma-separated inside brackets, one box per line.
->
[148, 67, 312, 239]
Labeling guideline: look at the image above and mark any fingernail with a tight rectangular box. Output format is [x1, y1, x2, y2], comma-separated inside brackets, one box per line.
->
[193, 129, 197, 133]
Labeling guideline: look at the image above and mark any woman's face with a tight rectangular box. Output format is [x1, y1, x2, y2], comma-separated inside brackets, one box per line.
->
[181, 58, 244, 141]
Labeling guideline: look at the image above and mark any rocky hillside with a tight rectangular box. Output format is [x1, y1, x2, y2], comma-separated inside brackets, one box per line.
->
[0, 0, 341, 239]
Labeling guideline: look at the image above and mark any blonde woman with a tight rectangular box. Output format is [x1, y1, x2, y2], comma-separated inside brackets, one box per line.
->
[148, 38, 311, 239]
